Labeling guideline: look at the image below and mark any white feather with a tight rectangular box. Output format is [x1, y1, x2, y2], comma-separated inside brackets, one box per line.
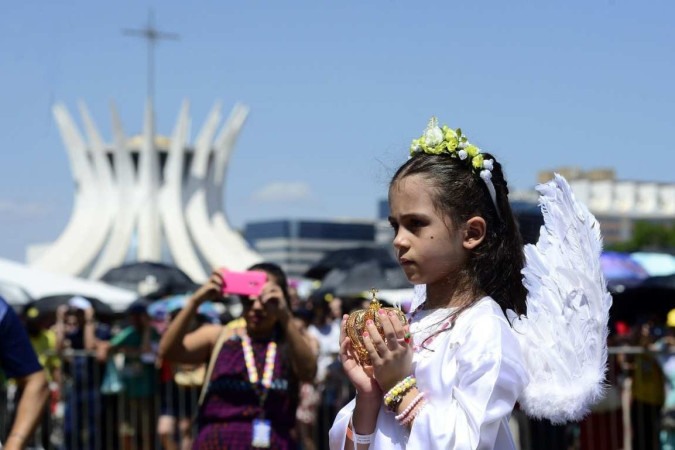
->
[508, 173, 612, 424]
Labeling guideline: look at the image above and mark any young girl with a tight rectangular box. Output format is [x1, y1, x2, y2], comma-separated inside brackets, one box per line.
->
[329, 119, 531, 449]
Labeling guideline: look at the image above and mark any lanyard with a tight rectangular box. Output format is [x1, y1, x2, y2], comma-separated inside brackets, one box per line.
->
[241, 334, 277, 413]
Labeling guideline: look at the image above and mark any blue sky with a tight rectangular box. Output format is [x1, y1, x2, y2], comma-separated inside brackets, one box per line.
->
[1, 1, 674, 262]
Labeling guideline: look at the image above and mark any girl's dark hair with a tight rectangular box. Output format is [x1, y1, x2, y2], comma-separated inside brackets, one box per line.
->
[247, 262, 291, 304]
[391, 152, 527, 316]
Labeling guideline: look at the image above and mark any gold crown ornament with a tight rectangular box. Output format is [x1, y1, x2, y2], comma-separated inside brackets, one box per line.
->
[345, 289, 408, 365]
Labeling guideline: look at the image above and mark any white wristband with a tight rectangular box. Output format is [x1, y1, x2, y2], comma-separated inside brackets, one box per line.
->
[348, 416, 374, 448]
[353, 432, 373, 444]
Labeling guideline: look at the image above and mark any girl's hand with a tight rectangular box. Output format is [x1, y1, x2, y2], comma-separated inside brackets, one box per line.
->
[339, 315, 382, 400]
[189, 270, 224, 306]
[363, 310, 413, 393]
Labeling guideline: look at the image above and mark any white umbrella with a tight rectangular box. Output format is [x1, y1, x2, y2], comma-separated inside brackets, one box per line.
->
[0, 280, 33, 307]
[0, 257, 137, 311]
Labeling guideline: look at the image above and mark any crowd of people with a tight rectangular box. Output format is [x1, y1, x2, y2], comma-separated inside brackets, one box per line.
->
[0, 262, 374, 450]
[592, 313, 675, 450]
[3, 288, 675, 450]
[0, 117, 670, 450]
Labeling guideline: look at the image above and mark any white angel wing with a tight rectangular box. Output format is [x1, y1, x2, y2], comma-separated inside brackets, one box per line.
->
[507, 173, 612, 424]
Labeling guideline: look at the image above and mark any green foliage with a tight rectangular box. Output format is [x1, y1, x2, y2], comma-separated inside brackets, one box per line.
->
[606, 221, 675, 252]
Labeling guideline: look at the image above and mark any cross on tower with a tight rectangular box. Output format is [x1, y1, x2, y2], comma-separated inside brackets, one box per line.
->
[123, 10, 179, 102]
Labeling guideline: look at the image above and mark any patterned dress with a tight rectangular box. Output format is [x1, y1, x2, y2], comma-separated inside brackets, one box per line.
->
[193, 334, 299, 449]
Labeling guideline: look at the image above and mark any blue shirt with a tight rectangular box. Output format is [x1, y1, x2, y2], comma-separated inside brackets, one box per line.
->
[0, 297, 42, 379]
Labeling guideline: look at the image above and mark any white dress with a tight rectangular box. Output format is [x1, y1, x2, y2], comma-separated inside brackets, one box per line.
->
[329, 297, 529, 450]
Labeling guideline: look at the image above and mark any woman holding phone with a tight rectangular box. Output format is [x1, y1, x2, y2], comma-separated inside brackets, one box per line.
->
[158, 262, 317, 449]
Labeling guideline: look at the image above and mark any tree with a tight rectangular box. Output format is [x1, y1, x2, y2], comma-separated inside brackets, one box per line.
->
[607, 221, 675, 252]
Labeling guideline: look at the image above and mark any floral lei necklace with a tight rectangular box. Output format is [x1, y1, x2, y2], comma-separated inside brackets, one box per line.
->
[241, 334, 277, 411]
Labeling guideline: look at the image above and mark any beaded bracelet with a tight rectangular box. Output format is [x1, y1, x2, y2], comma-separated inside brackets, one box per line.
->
[394, 391, 425, 422]
[400, 400, 427, 426]
[383, 376, 416, 411]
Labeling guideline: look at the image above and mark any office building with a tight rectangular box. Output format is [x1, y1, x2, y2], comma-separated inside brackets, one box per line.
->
[244, 219, 377, 277]
[538, 167, 675, 244]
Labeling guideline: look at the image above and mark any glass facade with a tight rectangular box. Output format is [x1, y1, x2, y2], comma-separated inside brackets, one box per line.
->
[511, 200, 544, 245]
[378, 199, 389, 220]
[245, 220, 374, 244]
[245, 221, 293, 241]
[297, 221, 374, 241]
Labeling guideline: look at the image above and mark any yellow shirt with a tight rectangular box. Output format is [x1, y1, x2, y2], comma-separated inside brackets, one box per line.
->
[632, 353, 665, 405]
[29, 329, 60, 381]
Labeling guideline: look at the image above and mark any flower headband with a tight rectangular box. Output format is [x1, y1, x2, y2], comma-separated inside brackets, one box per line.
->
[409, 117, 500, 217]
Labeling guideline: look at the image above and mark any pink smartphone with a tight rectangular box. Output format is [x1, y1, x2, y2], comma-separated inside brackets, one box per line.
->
[220, 270, 267, 297]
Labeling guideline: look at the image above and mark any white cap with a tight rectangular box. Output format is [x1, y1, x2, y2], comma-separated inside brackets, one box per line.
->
[138, 275, 159, 296]
[68, 296, 92, 311]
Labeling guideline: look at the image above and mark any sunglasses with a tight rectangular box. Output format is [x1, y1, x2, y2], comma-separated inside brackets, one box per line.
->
[240, 293, 282, 306]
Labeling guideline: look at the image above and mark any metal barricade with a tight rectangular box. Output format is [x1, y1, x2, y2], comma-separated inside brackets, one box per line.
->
[0, 346, 671, 450]
[0, 349, 201, 450]
[310, 348, 668, 450]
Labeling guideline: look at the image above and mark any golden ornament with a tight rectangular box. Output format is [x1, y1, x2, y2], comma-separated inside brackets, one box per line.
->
[345, 288, 408, 366]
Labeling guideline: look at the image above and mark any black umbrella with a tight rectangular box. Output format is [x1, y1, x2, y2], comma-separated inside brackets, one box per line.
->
[305, 247, 398, 280]
[640, 274, 675, 290]
[317, 259, 411, 297]
[31, 295, 115, 317]
[610, 286, 675, 325]
[100, 261, 199, 299]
